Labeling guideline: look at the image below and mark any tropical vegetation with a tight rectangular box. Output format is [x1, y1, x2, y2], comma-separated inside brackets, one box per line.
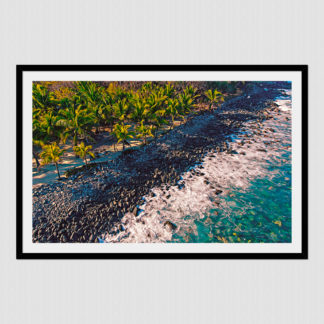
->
[39, 142, 65, 179]
[32, 81, 237, 177]
[73, 142, 95, 165]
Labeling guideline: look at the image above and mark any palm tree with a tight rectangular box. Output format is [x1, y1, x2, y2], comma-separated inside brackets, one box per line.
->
[32, 107, 42, 141]
[100, 103, 115, 132]
[75, 81, 103, 104]
[39, 111, 62, 141]
[114, 86, 128, 102]
[128, 95, 149, 124]
[184, 84, 198, 97]
[106, 82, 118, 99]
[149, 109, 168, 141]
[33, 109, 61, 167]
[73, 142, 95, 165]
[162, 82, 175, 98]
[166, 98, 180, 129]
[57, 101, 95, 147]
[75, 81, 106, 133]
[50, 87, 75, 109]
[178, 91, 195, 119]
[113, 123, 134, 151]
[99, 91, 116, 131]
[39, 143, 65, 179]
[135, 121, 154, 145]
[113, 98, 129, 122]
[146, 91, 167, 114]
[205, 89, 224, 110]
[32, 83, 52, 110]
[140, 82, 154, 94]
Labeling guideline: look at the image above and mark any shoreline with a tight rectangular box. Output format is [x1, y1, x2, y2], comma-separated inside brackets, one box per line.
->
[32, 83, 290, 243]
[105, 89, 291, 243]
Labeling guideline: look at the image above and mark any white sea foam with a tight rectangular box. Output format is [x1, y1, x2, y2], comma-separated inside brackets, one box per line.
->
[275, 89, 292, 112]
[104, 91, 292, 243]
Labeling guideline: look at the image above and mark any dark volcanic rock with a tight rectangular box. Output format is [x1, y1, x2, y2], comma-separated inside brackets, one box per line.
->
[164, 220, 177, 231]
[32, 82, 285, 243]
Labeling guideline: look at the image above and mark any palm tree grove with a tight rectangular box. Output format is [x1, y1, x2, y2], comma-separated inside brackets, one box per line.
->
[32, 81, 292, 244]
[33, 81, 226, 180]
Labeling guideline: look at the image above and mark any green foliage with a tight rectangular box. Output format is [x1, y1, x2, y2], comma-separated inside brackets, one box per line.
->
[32, 81, 229, 157]
[32, 84, 52, 110]
[75, 81, 104, 105]
[113, 98, 129, 122]
[135, 121, 154, 144]
[40, 142, 64, 164]
[39, 142, 65, 179]
[178, 91, 196, 117]
[73, 142, 95, 165]
[128, 93, 150, 124]
[163, 82, 175, 98]
[183, 85, 198, 97]
[205, 89, 224, 110]
[113, 123, 135, 150]
[57, 100, 95, 146]
[165, 98, 180, 128]
[50, 87, 75, 108]
[149, 108, 168, 139]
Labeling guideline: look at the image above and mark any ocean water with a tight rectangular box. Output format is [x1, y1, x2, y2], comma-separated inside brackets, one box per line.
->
[104, 90, 292, 243]
[172, 154, 291, 243]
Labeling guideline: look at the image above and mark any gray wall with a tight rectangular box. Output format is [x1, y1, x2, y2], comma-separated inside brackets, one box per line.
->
[1, 0, 322, 323]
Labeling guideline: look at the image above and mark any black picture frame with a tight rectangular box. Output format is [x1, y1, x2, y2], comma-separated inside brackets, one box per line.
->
[16, 65, 308, 260]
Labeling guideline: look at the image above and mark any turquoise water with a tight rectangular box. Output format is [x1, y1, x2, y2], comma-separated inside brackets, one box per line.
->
[172, 153, 291, 243]
[171, 100, 292, 243]
[104, 91, 292, 244]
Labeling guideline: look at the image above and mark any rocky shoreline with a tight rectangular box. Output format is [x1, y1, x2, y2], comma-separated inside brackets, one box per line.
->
[32, 82, 289, 243]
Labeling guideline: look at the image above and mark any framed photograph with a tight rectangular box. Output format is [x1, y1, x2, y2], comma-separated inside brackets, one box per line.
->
[16, 65, 308, 259]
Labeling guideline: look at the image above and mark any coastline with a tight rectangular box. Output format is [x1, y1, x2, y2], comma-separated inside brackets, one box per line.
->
[106, 89, 291, 243]
[32, 82, 290, 243]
